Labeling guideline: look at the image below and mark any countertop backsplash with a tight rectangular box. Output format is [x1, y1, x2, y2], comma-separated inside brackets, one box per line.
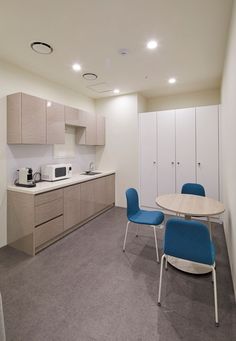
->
[7, 143, 96, 185]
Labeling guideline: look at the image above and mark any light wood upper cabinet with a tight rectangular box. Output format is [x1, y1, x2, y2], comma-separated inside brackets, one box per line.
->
[7, 92, 106, 146]
[86, 112, 97, 145]
[96, 116, 105, 146]
[76, 113, 105, 146]
[21, 93, 46, 144]
[65, 106, 86, 127]
[46, 101, 65, 144]
[7, 93, 65, 145]
[7, 93, 22, 144]
[7, 93, 46, 144]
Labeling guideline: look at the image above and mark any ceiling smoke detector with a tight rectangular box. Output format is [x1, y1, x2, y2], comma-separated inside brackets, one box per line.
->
[83, 73, 98, 80]
[30, 41, 53, 54]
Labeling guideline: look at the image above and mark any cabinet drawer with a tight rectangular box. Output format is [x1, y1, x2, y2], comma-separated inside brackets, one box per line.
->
[35, 215, 63, 248]
[35, 189, 63, 206]
[35, 198, 63, 226]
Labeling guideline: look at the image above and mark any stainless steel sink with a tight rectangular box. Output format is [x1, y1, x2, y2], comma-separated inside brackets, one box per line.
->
[81, 171, 102, 176]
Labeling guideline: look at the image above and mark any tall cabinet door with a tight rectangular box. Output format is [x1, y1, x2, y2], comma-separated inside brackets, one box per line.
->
[157, 110, 176, 195]
[139, 112, 157, 208]
[196, 105, 219, 199]
[21, 93, 46, 144]
[176, 108, 196, 193]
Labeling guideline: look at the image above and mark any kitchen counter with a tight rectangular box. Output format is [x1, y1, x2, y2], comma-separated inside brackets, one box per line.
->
[7, 170, 116, 194]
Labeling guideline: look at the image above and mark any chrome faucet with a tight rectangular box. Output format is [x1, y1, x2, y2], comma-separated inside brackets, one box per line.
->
[89, 162, 95, 171]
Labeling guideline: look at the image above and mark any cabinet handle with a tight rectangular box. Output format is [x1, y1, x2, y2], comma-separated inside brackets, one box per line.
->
[153, 161, 156, 164]
[171, 161, 175, 165]
[177, 162, 180, 165]
[198, 162, 201, 166]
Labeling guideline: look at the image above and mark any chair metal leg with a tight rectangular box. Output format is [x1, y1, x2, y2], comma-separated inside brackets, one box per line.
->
[158, 254, 165, 306]
[212, 266, 219, 326]
[207, 216, 212, 240]
[165, 256, 168, 270]
[123, 221, 130, 252]
[153, 225, 159, 263]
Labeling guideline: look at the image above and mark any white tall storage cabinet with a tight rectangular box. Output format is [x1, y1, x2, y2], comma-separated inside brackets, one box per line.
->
[139, 112, 157, 208]
[157, 110, 175, 196]
[139, 105, 219, 209]
[175, 108, 196, 193]
[196, 105, 219, 199]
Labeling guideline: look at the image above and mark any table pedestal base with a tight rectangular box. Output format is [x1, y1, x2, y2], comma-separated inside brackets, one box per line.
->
[167, 256, 211, 274]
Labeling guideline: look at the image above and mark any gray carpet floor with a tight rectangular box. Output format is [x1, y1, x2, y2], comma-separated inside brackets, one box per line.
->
[0, 207, 235, 341]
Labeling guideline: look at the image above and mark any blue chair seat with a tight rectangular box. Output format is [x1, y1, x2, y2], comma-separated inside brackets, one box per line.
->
[129, 210, 164, 226]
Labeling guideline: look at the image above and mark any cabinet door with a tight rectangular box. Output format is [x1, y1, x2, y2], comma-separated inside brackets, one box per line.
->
[176, 108, 196, 193]
[157, 110, 176, 195]
[80, 180, 95, 221]
[96, 115, 105, 145]
[93, 175, 115, 213]
[94, 177, 107, 213]
[65, 106, 79, 126]
[85, 112, 97, 145]
[64, 184, 81, 230]
[105, 174, 115, 206]
[139, 112, 157, 208]
[7, 93, 22, 144]
[46, 101, 65, 144]
[196, 105, 219, 199]
[21, 93, 46, 144]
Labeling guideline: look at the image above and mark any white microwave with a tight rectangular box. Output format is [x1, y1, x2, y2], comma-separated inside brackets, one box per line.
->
[41, 163, 72, 181]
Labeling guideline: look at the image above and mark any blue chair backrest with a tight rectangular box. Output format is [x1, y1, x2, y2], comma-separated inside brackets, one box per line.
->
[181, 183, 205, 197]
[164, 218, 214, 265]
[126, 188, 140, 219]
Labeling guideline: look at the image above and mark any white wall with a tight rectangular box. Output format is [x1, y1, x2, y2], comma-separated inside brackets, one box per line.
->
[147, 88, 220, 111]
[95, 94, 139, 207]
[0, 59, 95, 247]
[221, 0, 236, 299]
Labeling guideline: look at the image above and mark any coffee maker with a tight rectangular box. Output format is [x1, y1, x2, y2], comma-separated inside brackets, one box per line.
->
[15, 167, 36, 187]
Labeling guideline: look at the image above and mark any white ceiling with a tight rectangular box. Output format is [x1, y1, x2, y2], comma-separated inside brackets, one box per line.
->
[0, 0, 233, 98]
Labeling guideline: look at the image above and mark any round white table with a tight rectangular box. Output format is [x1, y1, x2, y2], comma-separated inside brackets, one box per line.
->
[156, 193, 225, 274]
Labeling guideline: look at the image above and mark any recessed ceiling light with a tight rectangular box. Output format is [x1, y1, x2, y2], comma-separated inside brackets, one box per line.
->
[118, 48, 129, 56]
[30, 42, 53, 54]
[83, 73, 98, 80]
[113, 89, 120, 94]
[72, 63, 81, 72]
[147, 40, 158, 49]
[168, 77, 177, 84]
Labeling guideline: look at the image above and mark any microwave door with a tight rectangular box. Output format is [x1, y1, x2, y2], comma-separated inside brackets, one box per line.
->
[55, 167, 66, 178]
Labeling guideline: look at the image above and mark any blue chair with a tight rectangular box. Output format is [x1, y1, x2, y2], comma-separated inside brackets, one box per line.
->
[123, 188, 164, 262]
[181, 183, 206, 197]
[158, 218, 219, 326]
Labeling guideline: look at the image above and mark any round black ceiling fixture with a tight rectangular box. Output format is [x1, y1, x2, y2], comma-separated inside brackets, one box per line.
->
[82, 73, 98, 80]
[30, 42, 53, 54]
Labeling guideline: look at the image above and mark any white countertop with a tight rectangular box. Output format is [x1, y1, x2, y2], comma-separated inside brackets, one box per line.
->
[7, 170, 116, 195]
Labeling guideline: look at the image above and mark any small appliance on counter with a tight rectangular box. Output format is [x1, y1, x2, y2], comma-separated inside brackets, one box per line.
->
[41, 163, 72, 181]
[15, 167, 36, 188]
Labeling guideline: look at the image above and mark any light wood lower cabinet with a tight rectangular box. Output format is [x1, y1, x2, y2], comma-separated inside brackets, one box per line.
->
[7, 174, 115, 256]
[64, 184, 81, 231]
[35, 216, 64, 248]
